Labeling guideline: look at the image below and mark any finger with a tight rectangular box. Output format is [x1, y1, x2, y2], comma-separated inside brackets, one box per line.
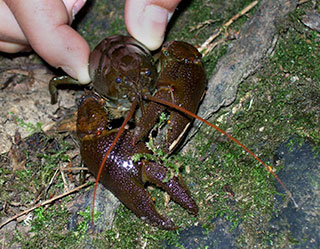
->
[61, 0, 87, 25]
[0, 40, 30, 53]
[4, 0, 90, 83]
[125, 0, 182, 50]
[0, 0, 85, 44]
[0, 1, 28, 45]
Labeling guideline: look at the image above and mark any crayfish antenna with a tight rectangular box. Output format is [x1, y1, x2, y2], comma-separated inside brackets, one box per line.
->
[146, 94, 298, 208]
[91, 100, 138, 229]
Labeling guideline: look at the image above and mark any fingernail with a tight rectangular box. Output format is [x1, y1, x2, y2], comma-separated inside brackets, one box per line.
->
[59, 65, 91, 84]
[59, 65, 77, 79]
[144, 5, 168, 25]
[138, 5, 169, 50]
[72, 0, 86, 18]
[77, 64, 91, 84]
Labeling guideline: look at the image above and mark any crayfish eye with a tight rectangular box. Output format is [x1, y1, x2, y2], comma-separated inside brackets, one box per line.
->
[163, 50, 170, 57]
[145, 70, 151, 77]
[115, 77, 122, 84]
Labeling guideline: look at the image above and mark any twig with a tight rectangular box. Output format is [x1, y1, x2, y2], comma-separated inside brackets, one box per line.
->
[298, 0, 311, 5]
[198, 30, 222, 54]
[45, 169, 59, 194]
[31, 169, 59, 206]
[204, 37, 227, 57]
[0, 182, 92, 229]
[60, 167, 88, 171]
[198, 0, 258, 55]
[189, 19, 221, 33]
[60, 166, 69, 192]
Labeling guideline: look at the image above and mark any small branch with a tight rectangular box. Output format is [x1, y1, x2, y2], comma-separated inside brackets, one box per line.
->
[0, 182, 92, 229]
[224, 0, 258, 27]
[203, 37, 226, 57]
[60, 167, 88, 171]
[199, 0, 258, 55]
[60, 167, 69, 192]
[189, 19, 221, 33]
[198, 30, 222, 54]
[298, 0, 311, 5]
[46, 169, 59, 192]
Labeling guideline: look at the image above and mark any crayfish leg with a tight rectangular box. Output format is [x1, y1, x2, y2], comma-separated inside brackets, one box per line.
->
[133, 92, 166, 145]
[134, 88, 192, 153]
[49, 76, 83, 104]
[140, 161, 198, 216]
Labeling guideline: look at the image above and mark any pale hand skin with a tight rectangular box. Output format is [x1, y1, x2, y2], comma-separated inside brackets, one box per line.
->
[0, 0, 181, 84]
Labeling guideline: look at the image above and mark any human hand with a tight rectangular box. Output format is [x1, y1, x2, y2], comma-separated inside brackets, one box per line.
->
[0, 0, 181, 84]
[1, 0, 90, 83]
[125, 0, 182, 51]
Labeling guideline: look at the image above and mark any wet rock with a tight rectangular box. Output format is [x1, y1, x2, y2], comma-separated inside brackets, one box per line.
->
[165, 217, 239, 249]
[301, 10, 320, 33]
[67, 184, 120, 233]
[166, 137, 319, 248]
[270, 138, 320, 248]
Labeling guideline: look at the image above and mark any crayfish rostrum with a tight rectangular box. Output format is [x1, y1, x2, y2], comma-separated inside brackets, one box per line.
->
[50, 35, 294, 230]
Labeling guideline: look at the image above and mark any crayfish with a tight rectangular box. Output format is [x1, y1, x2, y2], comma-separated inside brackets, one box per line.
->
[50, 35, 295, 230]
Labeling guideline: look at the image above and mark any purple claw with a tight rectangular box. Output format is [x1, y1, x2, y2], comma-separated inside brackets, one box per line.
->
[77, 94, 197, 230]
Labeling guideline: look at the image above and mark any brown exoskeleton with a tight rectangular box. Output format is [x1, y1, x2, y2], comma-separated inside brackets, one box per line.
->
[51, 35, 295, 230]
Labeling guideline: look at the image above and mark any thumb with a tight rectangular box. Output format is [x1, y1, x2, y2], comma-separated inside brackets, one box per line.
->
[125, 0, 181, 51]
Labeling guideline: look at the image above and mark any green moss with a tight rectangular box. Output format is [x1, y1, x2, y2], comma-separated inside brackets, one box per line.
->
[203, 44, 228, 76]
[10, 203, 76, 248]
[1, 132, 84, 248]
[75, 0, 127, 48]
[9, 112, 43, 135]
[167, 0, 257, 45]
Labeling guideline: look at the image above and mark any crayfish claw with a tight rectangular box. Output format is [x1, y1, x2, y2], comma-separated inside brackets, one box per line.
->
[108, 173, 177, 230]
[141, 161, 198, 216]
